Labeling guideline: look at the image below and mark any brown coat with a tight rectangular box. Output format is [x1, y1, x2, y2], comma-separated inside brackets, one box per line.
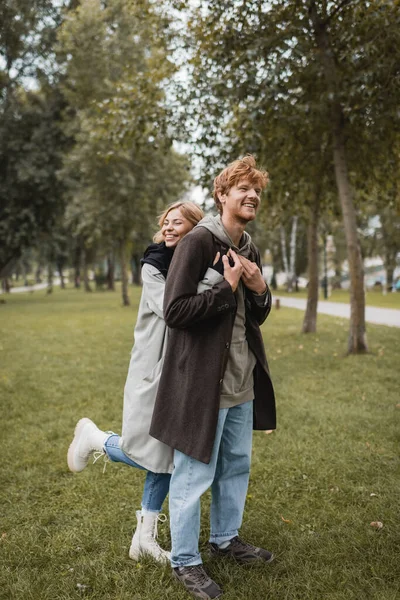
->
[150, 226, 276, 464]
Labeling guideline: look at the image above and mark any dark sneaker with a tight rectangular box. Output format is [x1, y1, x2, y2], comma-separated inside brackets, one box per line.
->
[209, 536, 274, 564]
[173, 565, 223, 599]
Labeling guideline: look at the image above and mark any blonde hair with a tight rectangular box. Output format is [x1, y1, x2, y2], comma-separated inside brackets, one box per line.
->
[153, 201, 204, 243]
[213, 155, 269, 214]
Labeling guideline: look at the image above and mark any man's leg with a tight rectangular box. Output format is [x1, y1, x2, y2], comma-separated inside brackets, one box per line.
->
[209, 400, 253, 545]
[169, 409, 229, 599]
[209, 400, 274, 564]
[169, 407, 228, 567]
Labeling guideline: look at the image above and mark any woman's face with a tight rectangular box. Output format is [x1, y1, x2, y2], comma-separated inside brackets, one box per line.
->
[161, 208, 194, 248]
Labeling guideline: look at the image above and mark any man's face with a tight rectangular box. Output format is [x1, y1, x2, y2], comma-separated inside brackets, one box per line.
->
[218, 178, 261, 224]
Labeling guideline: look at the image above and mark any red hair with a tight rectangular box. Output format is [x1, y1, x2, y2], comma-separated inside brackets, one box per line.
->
[213, 155, 269, 214]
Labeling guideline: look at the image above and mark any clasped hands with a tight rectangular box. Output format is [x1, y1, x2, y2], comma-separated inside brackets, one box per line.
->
[213, 250, 267, 294]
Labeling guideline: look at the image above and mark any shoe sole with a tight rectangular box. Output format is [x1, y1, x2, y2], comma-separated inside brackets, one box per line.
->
[172, 570, 223, 599]
[67, 417, 92, 473]
[129, 544, 171, 563]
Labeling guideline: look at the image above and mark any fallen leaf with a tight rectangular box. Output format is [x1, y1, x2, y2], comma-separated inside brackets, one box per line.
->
[264, 430, 273, 434]
[1, 533, 7, 540]
[365, 442, 371, 448]
[281, 515, 292, 524]
[370, 493, 378, 497]
[298, 344, 303, 350]
[396, 404, 400, 409]
[277, 349, 282, 354]
[370, 521, 383, 529]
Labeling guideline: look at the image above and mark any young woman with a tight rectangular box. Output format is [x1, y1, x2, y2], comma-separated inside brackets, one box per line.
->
[67, 201, 205, 563]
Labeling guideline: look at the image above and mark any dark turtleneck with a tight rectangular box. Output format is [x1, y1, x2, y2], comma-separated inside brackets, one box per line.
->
[140, 242, 175, 278]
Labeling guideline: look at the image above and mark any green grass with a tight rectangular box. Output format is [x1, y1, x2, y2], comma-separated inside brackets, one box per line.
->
[275, 287, 400, 309]
[1, 286, 399, 600]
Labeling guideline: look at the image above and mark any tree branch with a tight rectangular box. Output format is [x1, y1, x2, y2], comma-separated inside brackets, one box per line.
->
[324, 0, 354, 26]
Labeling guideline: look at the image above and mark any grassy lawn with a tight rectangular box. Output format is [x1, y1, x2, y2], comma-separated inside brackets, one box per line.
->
[275, 288, 400, 309]
[1, 286, 399, 600]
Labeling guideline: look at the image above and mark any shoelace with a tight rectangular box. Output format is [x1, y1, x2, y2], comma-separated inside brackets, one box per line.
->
[92, 451, 110, 474]
[151, 513, 168, 539]
[232, 536, 257, 552]
[185, 566, 209, 586]
[92, 431, 115, 474]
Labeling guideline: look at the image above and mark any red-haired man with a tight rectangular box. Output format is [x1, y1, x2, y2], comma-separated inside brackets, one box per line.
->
[151, 155, 276, 599]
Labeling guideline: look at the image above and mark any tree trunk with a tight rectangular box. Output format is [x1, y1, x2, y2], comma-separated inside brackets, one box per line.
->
[302, 195, 320, 333]
[289, 216, 298, 292]
[47, 263, 53, 294]
[106, 253, 115, 290]
[280, 226, 291, 291]
[131, 253, 142, 285]
[309, 1, 367, 353]
[2, 278, 11, 293]
[35, 264, 42, 284]
[74, 242, 81, 288]
[57, 261, 66, 289]
[332, 126, 367, 353]
[119, 239, 130, 306]
[82, 247, 92, 293]
[386, 261, 394, 292]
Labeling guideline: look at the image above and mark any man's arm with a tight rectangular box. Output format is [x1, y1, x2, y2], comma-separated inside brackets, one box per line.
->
[239, 250, 272, 325]
[163, 229, 237, 329]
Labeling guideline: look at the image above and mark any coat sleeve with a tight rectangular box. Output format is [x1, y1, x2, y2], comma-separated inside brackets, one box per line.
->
[244, 247, 272, 325]
[141, 264, 166, 319]
[164, 230, 237, 329]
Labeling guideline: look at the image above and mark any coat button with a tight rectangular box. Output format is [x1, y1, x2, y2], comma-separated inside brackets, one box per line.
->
[225, 342, 230, 349]
[219, 379, 223, 384]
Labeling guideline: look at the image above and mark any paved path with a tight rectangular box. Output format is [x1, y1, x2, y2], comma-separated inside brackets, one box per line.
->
[273, 296, 400, 328]
[0, 279, 62, 294]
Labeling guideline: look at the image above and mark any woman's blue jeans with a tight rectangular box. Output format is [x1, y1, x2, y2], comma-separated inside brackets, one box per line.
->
[104, 434, 171, 512]
[169, 400, 253, 568]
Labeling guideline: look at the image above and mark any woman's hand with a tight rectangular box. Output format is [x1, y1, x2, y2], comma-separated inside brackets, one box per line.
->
[213, 251, 221, 266]
[222, 250, 243, 292]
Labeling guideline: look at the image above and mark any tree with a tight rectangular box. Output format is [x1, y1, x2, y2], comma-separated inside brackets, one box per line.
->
[0, 1, 67, 277]
[58, 0, 191, 305]
[169, 0, 400, 352]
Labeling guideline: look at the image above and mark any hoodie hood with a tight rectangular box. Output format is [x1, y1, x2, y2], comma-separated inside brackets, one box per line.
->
[196, 214, 252, 257]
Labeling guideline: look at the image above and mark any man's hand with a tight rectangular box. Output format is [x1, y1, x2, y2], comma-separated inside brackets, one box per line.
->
[238, 255, 267, 294]
[222, 250, 243, 292]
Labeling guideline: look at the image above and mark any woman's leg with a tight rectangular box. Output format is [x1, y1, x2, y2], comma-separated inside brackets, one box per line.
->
[129, 470, 171, 562]
[104, 434, 147, 469]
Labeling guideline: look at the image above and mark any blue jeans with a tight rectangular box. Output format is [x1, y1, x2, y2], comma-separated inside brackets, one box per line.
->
[104, 434, 171, 512]
[169, 400, 253, 568]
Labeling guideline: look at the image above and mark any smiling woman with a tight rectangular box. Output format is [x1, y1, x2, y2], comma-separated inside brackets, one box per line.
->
[67, 200, 204, 563]
[159, 207, 200, 248]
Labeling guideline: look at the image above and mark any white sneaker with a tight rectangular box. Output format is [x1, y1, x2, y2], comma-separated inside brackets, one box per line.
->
[129, 510, 171, 563]
[67, 418, 109, 473]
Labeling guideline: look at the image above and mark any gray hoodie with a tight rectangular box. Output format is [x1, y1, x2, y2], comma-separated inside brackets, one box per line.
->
[196, 214, 264, 408]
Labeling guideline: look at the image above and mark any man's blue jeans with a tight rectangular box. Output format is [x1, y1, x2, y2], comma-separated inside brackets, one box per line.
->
[169, 400, 253, 568]
[104, 434, 171, 512]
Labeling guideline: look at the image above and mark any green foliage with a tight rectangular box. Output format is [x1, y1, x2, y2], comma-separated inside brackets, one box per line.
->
[0, 87, 67, 276]
[58, 0, 191, 261]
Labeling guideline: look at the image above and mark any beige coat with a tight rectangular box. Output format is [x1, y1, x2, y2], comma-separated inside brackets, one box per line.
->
[120, 263, 223, 473]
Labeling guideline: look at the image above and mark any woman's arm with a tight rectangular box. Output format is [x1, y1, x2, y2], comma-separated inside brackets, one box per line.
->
[141, 264, 166, 319]
[164, 230, 236, 329]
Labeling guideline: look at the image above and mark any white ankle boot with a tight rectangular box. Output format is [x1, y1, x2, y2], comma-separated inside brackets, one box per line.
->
[67, 418, 109, 472]
[129, 510, 171, 563]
